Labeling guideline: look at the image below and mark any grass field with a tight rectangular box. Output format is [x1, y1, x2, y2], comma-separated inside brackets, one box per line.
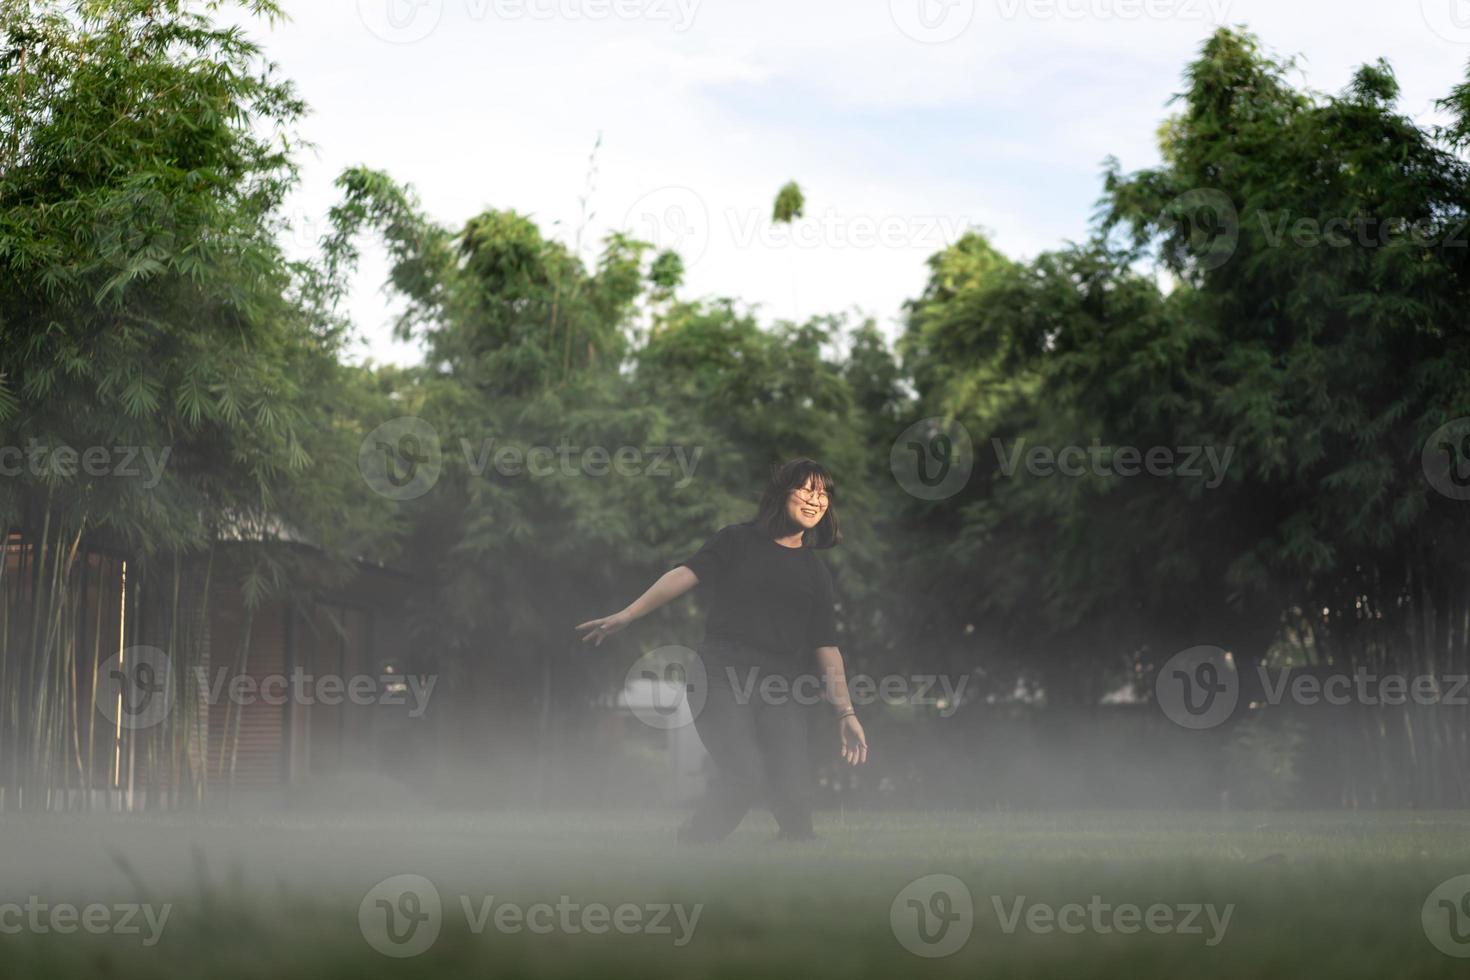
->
[3, 808, 1469, 978]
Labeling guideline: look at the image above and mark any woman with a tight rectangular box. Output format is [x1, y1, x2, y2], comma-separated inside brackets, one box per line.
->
[576, 458, 868, 843]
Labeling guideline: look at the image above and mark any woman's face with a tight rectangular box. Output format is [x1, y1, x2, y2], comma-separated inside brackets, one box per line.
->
[785, 477, 830, 532]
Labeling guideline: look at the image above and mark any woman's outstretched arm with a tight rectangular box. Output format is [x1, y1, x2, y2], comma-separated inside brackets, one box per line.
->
[575, 565, 700, 646]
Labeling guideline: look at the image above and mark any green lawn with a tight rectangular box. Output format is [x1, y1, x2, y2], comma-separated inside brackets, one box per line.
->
[3, 809, 1469, 978]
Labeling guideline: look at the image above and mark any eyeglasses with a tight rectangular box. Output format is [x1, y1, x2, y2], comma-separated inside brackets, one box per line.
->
[791, 486, 830, 505]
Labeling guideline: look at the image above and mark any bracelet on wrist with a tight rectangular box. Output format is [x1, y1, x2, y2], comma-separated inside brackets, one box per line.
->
[836, 707, 856, 720]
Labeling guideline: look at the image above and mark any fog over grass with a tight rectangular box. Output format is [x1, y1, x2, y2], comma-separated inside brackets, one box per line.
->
[4, 810, 1470, 977]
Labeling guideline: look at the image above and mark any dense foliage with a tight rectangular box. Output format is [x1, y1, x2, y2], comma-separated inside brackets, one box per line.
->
[4, 4, 1469, 804]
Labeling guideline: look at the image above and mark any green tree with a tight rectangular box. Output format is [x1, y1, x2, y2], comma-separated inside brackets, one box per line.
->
[0, 0, 398, 801]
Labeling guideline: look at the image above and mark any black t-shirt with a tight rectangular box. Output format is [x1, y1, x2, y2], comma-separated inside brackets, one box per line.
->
[673, 520, 839, 661]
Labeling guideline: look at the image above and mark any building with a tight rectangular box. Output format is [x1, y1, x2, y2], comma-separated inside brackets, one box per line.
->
[0, 529, 429, 811]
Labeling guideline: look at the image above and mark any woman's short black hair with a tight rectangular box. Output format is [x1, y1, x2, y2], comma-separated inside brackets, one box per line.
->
[754, 457, 839, 549]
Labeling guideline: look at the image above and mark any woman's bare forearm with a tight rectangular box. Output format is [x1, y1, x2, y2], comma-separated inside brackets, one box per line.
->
[622, 566, 699, 620]
[814, 645, 854, 713]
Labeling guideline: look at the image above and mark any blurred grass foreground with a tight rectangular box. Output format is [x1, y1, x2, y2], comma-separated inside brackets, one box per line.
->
[4, 809, 1470, 978]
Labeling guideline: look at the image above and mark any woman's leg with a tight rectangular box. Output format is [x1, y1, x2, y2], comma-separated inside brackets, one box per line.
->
[678, 666, 765, 843]
[753, 690, 815, 839]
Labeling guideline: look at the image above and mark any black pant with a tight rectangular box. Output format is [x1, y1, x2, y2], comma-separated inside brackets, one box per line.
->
[679, 641, 814, 842]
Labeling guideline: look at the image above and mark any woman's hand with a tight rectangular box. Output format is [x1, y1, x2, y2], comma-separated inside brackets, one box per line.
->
[578, 569, 696, 648]
[575, 610, 633, 647]
[839, 713, 868, 766]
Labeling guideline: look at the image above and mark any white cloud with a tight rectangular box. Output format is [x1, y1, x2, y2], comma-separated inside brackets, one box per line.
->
[223, 0, 1470, 364]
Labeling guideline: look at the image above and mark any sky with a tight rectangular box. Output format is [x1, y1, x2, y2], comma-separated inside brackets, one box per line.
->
[221, 0, 1470, 367]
